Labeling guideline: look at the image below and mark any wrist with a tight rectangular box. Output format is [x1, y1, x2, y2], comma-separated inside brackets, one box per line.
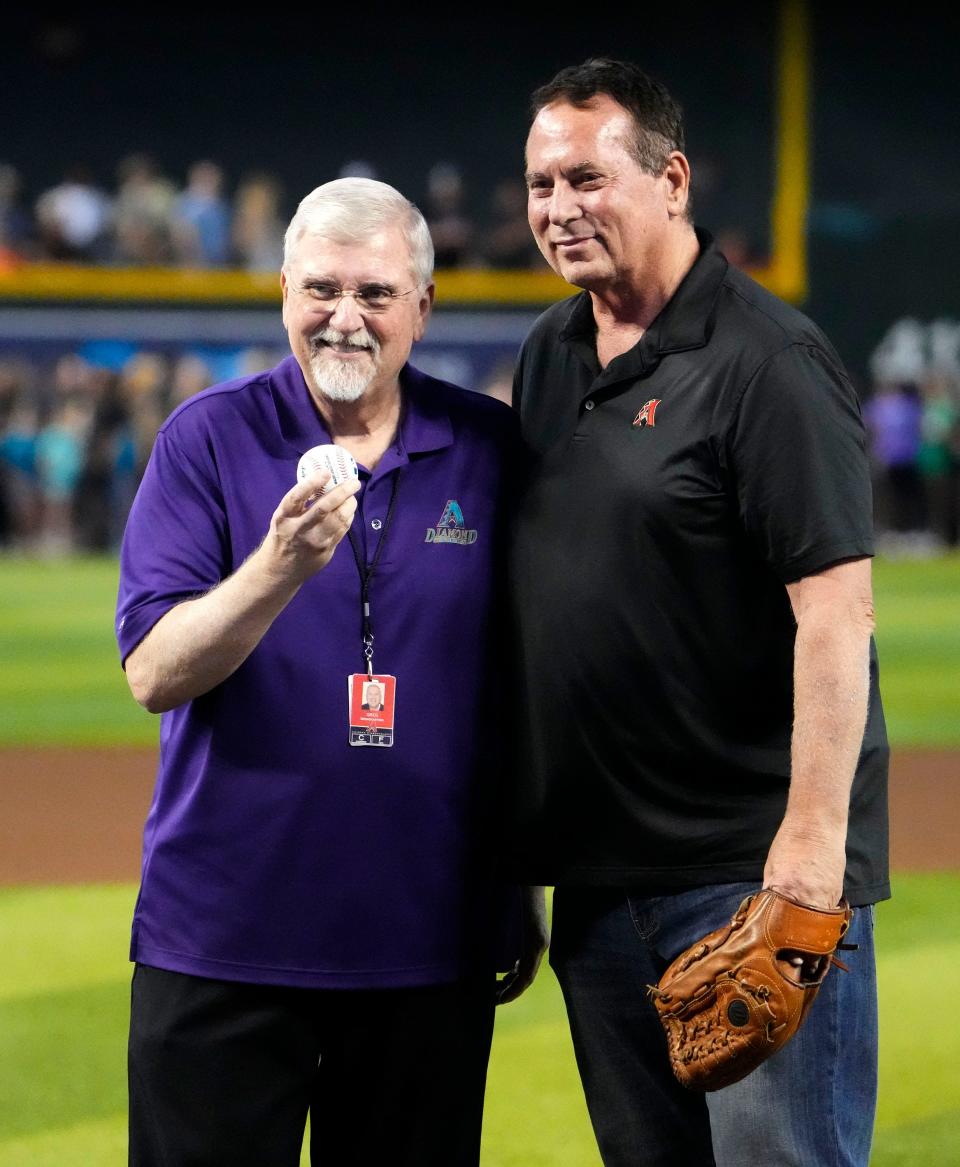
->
[251, 532, 311, 593]
[777, 806, 849, 847]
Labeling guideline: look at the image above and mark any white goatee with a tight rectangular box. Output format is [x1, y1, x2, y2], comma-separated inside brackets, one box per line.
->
[308, 327, 380, 403]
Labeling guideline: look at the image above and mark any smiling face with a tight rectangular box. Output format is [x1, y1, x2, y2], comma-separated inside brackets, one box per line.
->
[281, 224, 433, 407]
[525, 94, 690, 296]
[365, 683, 383, 708]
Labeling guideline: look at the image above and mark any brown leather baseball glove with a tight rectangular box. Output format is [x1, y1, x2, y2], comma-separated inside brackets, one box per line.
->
[648, 888, 853, 1091]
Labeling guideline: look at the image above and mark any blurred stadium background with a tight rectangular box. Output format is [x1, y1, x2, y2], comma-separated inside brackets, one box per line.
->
[1, 4, 958, 1164]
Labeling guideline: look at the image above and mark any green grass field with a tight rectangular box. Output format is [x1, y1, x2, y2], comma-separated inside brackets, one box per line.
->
[0, 877, 957, 1166]
[1, 553, 957, 1163]
[1, 553, 958, 747]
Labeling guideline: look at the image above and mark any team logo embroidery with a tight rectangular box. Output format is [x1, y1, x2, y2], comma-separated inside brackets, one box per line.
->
[425, 500, 478, 544]
[632, 399, 662, 428]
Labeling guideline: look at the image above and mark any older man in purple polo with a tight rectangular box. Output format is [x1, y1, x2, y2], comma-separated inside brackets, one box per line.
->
[116, 177, 546, 1167]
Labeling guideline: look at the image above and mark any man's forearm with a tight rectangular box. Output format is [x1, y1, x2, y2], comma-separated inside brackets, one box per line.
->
[124, 472, 361, 714]
[764, 558, 875, 906]
[785, 607, 871, 839]
[125, 540, 303, 713]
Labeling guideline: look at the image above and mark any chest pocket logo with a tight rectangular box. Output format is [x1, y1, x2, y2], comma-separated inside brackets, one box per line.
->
[632, 399, 662, 428]
[425, 499, 479, 545]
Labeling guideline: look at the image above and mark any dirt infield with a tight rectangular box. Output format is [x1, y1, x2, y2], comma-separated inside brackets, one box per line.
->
[0, 747, 957, 884]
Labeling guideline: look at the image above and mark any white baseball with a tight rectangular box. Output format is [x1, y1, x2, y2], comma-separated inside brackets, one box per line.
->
[296, 444, 359, 494]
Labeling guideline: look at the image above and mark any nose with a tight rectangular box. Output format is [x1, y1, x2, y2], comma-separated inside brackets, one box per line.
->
[327, 291, 365, 331]
[548, 182, 582, 227]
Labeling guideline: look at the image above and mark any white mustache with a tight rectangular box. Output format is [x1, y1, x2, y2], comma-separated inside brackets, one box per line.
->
[310, 326, 379, 354]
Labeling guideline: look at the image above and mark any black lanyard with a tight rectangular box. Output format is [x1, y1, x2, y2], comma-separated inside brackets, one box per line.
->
[346, 469, 403, 676]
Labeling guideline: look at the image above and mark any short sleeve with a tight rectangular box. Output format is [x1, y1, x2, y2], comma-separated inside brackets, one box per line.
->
[725, 343, 875, 582]
[116, 424, 229, 664]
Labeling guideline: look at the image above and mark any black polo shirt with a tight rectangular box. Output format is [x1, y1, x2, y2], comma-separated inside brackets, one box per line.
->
[504, 232, 889, 906]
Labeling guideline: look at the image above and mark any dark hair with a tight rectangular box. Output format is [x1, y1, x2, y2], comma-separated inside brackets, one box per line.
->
[531, 57, 686, 176]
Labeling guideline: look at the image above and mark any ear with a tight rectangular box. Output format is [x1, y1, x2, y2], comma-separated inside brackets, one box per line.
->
[280, 268, 290, 328]
[663, 152, 692, 219]
[413, 281, 436, 343]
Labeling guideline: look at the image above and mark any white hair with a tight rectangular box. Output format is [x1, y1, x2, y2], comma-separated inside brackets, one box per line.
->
[283, 177, 434, 286]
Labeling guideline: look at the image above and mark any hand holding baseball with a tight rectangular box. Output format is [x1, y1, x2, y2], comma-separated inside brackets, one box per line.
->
[263, 470, 361, 584]
[296, 444, 359, 493]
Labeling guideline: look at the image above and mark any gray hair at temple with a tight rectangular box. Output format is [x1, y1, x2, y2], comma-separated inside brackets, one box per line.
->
[283, 178, 434, 287]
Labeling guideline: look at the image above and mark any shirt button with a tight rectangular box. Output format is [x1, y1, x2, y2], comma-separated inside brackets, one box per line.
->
[371, 518, 382, 531]
[584, 399, 595, 411]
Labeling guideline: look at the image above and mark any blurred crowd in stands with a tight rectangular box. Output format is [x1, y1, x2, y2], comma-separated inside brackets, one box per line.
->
[0, 156, 546, 271]
[0, 346, 516, 556]
[0, 151, 550, 555]
[1, 148, 957, 560]
[864, 318, 960, 557]
[0, 349, 217, 555]
[864, 372, 960, 557]
[1, 344, 958, 559]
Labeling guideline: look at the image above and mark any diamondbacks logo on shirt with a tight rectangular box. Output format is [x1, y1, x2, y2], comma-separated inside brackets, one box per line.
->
[425, 500, 478, 544]
[632, 399, 662, 428]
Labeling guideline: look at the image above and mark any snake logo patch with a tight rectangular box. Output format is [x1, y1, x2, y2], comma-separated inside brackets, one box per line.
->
[425, 500, 478, 545]
[632, 399, 662, 428]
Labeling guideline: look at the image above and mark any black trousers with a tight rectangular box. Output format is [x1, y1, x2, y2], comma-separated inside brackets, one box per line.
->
[129, 964, 496, 1167]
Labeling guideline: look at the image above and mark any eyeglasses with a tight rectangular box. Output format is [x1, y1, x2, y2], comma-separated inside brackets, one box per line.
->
[292, 280, 420, 313]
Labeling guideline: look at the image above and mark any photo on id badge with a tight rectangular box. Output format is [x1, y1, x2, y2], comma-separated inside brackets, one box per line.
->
[348, 675, 396, 746]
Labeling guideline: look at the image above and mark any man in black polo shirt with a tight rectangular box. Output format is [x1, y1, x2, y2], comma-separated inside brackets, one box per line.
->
[505, 58, 888, 1166]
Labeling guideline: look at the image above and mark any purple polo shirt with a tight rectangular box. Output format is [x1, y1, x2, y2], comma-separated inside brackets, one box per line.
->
[116, 356, 519, 989]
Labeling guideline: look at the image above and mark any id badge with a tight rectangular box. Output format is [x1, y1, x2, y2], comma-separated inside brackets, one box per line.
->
[348, 674, 396, 747]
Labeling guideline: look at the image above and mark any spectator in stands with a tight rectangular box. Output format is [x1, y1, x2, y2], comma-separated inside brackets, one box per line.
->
[425, 162, 475, 267]
[35, 394, 91, 554]
[338, 159, 378, 179]
[864, 380, 927, 551]
[30, 353, 101, 552]
[715, 226, 757, 271]
[34, 165, 111, 261]
[172, 161, 232, 267]
[918, 369, 960, 548]
[0, 164, 34, 262]
[118, 352, 168, 479]
[478, 358, 514, 405]
[113, 153, 177, 265]
[169, 354, 212, 407]
[231, 172, 285, 272]
[0, 359, 27, 425]
[482, 178, 545, 269]
[236, 346, 286, 378]
[0, 363, 41, 548]
[96, 360, 173, 551]
[73, 367, 126, 552]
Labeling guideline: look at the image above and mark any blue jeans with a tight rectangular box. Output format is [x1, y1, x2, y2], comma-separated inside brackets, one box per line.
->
[550, 882, 877, 1167]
